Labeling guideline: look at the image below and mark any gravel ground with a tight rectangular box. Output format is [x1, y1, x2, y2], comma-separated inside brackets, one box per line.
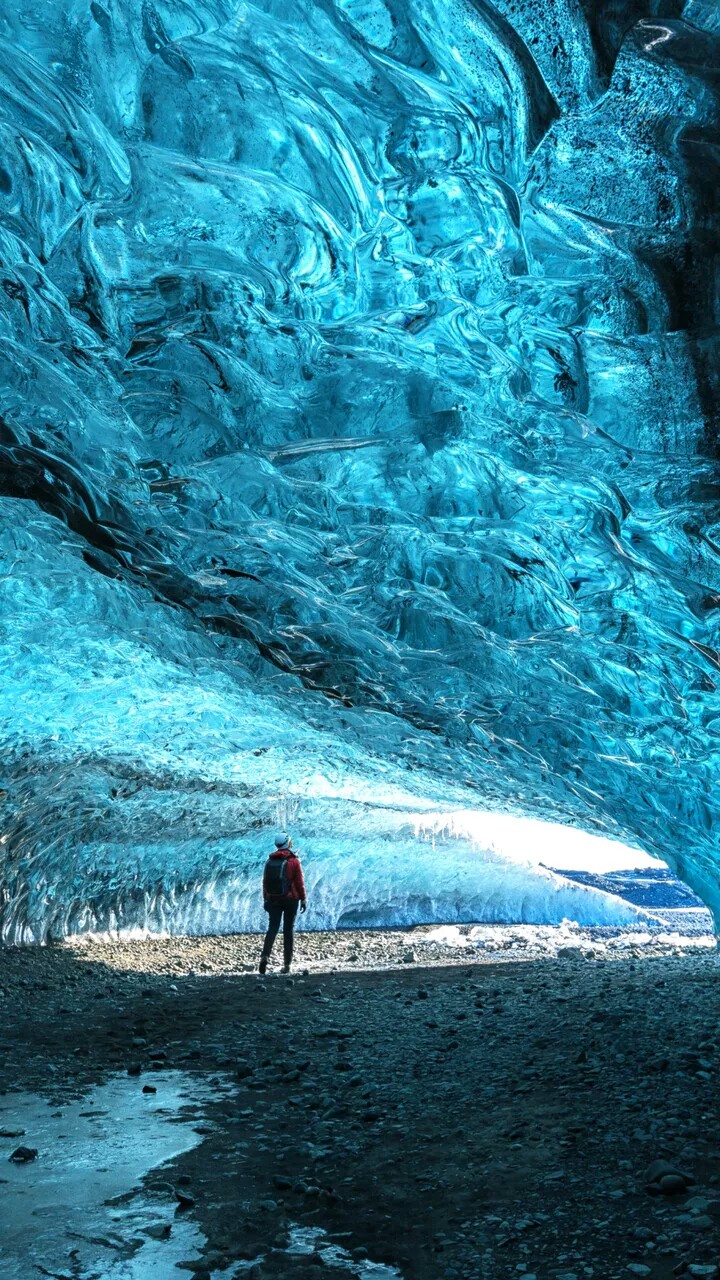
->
[1, 925, 719, 1280]
[54, 918, 719, 976]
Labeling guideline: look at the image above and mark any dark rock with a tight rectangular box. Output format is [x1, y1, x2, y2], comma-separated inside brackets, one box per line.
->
[658, 1174, 691, 1196]
[142, 1084, 157, 1094]
[645, 1159, 693, 1195]
[143, 1222, 172, 1240]
[9, 1146, 38, 1163]
[646, 1159, 691, 1184]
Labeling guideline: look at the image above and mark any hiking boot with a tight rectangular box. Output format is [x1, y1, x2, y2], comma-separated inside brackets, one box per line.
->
[281, 964, 291, 974]
[258, 955, 268, 975]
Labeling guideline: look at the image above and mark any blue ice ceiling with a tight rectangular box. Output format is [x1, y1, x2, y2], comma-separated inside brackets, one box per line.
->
[0, 0, 719, 942]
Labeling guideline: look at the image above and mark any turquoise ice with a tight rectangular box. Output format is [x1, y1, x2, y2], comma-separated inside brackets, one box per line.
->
[0, 2, 718, 940]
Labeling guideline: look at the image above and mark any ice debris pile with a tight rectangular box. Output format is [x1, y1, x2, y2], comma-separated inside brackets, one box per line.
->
[0, 2, 719, 941]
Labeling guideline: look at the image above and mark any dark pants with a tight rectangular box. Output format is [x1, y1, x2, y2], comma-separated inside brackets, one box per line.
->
[262, 899, 299, 967]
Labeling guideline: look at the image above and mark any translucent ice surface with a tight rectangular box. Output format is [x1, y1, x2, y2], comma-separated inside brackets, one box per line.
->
[0, 2, 719, 940]
[0, 1071, 230, 1279]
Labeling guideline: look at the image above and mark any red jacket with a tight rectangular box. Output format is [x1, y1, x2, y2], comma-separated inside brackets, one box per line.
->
[263, 849, 306, 904]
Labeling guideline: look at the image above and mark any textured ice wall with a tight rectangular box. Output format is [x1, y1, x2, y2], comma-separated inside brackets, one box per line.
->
[0, 1, 719, 941]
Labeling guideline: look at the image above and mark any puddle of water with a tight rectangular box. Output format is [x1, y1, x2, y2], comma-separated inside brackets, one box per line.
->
[0, 1071, 229, 1280]
[0, 1073, 402, 1280]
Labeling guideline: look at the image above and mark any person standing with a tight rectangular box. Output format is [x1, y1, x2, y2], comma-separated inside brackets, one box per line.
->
[259, 833, 307, 974]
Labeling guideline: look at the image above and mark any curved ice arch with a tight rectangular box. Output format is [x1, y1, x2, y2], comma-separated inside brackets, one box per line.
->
[0, 2, 719, 939]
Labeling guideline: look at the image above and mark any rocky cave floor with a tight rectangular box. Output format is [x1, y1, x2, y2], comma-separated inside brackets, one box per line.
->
[1, 926, 719, 1280]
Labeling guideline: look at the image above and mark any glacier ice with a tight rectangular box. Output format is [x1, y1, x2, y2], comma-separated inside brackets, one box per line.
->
[0, 1, 719, 942]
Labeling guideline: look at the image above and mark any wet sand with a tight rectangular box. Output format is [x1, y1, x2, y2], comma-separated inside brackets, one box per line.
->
[1, 926, 719, 1280]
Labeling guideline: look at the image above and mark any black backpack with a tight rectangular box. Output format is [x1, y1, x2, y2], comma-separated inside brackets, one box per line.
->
[264, 854, 291, 900]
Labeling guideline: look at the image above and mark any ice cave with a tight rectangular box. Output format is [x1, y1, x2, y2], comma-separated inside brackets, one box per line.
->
[0, 0, 719, 944]
[3, 8, 720, 1280]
